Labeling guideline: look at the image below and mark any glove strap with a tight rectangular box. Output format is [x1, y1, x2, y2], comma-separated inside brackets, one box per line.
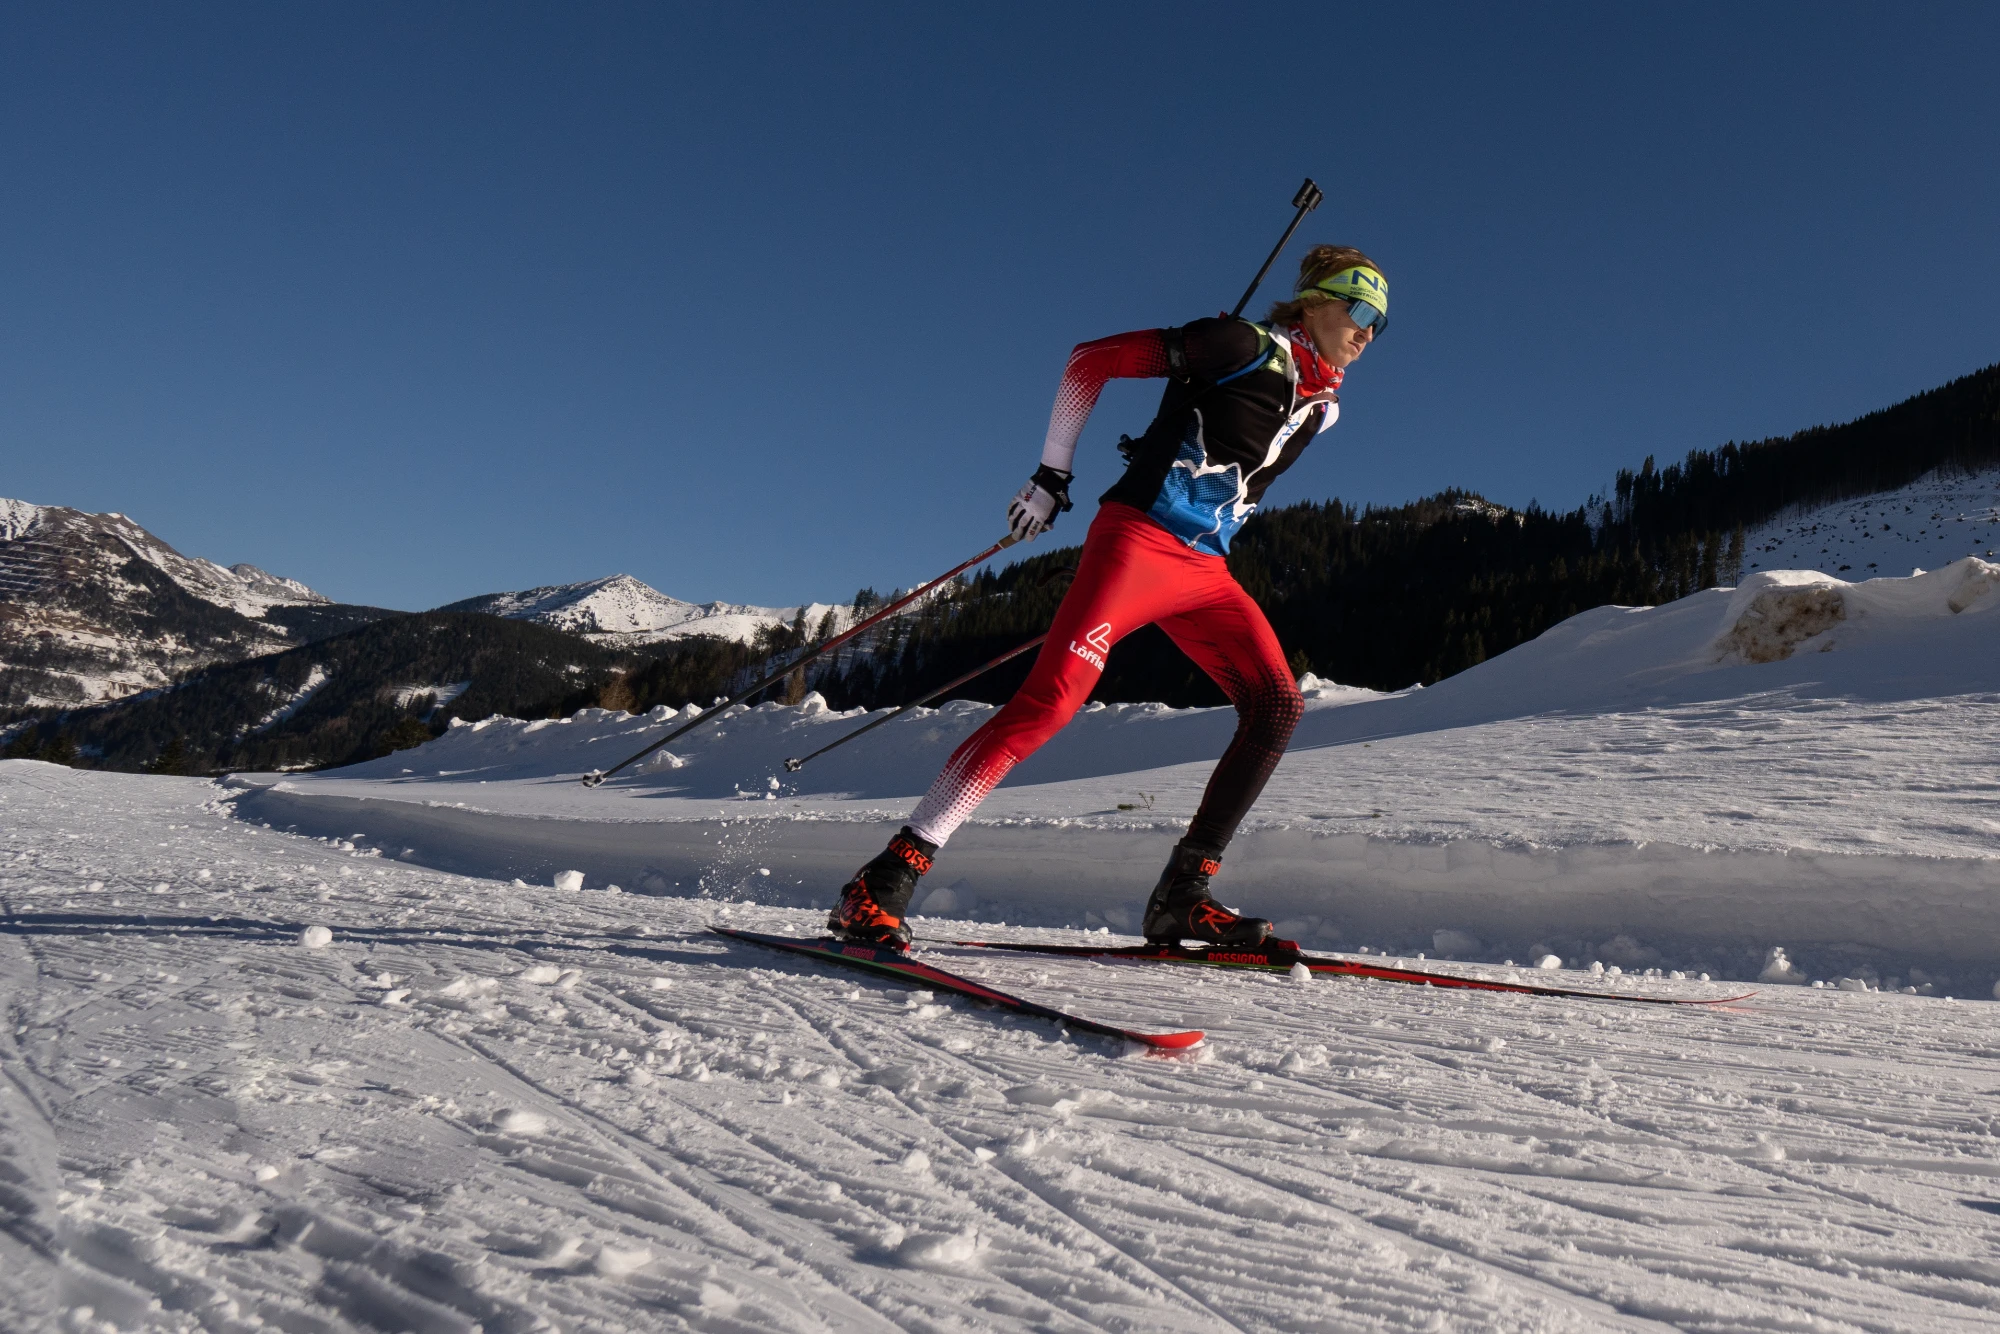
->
[1029, 464, 1074, 513]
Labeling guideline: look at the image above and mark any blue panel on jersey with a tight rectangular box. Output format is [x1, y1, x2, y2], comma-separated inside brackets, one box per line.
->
[1147, 430, 1252, 556]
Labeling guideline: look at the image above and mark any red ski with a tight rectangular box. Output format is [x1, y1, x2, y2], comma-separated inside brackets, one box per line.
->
[948, 937, 1756, 1007]
[712, 928, 1205, 1049]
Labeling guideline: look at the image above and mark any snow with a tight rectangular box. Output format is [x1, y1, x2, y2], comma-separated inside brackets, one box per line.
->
[0, 494, 328, 617]
[390, 680, 471, 712]
[0, 497, 44, 541]
[234, 556, 2000, 992]
[442, 572, 855, 648]
[1740, 463, 2000, 577]
[245, 664, 331, 734]
[7, 764, 2000, 1331]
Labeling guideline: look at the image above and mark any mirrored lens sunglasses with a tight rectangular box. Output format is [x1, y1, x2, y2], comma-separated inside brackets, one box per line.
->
[1341, 298, 1387, 337]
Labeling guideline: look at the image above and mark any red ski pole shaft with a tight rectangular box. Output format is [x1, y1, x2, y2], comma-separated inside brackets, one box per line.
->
[783, 630, 1050, 773]
[581, 534, 1018, 786]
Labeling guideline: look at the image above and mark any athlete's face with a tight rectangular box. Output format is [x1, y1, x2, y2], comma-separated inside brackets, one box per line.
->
[1301, 300, 1373, 367]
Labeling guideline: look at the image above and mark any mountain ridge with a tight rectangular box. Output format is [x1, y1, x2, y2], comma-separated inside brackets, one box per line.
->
[0, 496, 384, 710]
[437, 572, 855, 647]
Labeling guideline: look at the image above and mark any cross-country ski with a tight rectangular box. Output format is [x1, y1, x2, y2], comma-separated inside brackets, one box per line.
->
[713, 927, 1205, 1049]
[948, 936, 1760, 1005]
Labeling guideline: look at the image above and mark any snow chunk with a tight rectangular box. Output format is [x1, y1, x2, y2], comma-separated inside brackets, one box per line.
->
[298, 924, 332, 949]
[553, 869, 584, 892]
[594, 1244, 653, 1277]
[1759, 946, 1809, 984]
[491, 1108, 548, 1136]
[1289, 961, 1311, 984]
[897, 1226, 980, 1270]
[1715, 573, 1846, 664]
[1535, 954, 1563, 970]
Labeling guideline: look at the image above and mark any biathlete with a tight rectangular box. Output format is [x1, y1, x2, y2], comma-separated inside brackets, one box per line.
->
[828, 245, 1388, 949]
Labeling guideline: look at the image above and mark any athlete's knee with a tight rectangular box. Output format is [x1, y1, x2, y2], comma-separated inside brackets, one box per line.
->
[1241, 675, 1304, 744]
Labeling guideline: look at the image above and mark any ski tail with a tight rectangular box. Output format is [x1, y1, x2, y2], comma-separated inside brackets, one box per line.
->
[711, 928, 1204, 1049]
[947, 938, 1756, 1007]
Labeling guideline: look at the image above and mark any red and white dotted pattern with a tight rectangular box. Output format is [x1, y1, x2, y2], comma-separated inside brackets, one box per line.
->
[1038, 329, 1171, 472]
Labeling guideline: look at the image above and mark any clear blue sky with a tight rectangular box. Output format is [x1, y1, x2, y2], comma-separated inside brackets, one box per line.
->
[4, 4, 1997, 611]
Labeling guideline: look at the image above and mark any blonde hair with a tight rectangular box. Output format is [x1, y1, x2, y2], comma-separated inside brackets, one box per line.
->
[1264, 244, 1383, 326]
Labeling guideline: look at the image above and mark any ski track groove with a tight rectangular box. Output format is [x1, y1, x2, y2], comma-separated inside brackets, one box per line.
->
[630, 954, 1238, 1331]
[470, 933, 2000, 1331]
[475, 939, 1223, 1332]
[746, 973, 1247, 1333]
[1162, 1140, 1680, 1334]
[429, 1021, 903, 1333]
[512, 964, 1159, 1333]
[721, 952, 1565, 1333]
[913, 950, 2000, 1332]
[6, 771, 2000, 1331]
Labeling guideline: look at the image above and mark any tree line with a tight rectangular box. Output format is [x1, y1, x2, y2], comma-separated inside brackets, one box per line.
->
[9, 359, 1997, 771]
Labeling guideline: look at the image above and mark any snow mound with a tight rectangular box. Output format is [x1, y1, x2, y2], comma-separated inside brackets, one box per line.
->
[1713, 558, 2000, 665]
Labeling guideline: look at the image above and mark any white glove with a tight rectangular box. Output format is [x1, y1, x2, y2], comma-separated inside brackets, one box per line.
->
[1006, 465, 1073, 542]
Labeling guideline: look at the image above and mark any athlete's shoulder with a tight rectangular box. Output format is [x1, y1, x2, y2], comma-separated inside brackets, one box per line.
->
[1174, 316, 1272, 380]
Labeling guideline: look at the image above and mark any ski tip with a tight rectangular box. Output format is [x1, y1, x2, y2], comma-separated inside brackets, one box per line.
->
[1138, 1029, 1206, 1050]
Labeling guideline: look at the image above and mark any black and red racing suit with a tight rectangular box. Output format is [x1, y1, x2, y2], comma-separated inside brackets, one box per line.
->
[905, 317, 1343, 853]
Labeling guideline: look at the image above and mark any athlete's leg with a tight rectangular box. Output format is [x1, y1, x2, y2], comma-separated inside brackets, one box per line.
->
[1133, 567, 1301, 946]
[831, 506, 1192, 945]
[1155, 573, 1304, 854]
[905, 504, 1187, 845]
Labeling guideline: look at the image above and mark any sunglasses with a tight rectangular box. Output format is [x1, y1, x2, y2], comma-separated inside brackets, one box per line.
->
[1338, 297, 1388, 337]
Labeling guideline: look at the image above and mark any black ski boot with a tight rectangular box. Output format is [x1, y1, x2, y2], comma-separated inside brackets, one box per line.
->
[827, 826, 938, 950]
[1141, 842, 1273, 947]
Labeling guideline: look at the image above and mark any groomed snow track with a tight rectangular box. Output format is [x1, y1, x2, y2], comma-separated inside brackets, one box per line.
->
[230, 785, 2000, 987]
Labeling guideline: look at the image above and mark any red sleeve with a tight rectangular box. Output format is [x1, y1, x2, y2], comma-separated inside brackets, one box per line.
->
[1039, 329, 1170, 472]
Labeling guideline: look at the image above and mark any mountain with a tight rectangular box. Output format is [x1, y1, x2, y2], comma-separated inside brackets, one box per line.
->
[17, 610, 643, 774]
[0, 497, 394, 711]
[438, 573, 855, 647]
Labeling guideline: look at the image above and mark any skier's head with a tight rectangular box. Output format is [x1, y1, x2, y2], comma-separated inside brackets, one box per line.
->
[1267, 244, 1386, 369]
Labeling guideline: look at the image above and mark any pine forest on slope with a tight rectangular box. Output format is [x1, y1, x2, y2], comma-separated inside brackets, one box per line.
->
[5, 358, 1998, 774]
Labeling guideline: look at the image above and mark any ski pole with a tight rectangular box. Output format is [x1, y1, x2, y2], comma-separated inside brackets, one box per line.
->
[1229, 178, 1323, 319]
[782, 631, 1050, 773]
[581, 534, 1019, 786]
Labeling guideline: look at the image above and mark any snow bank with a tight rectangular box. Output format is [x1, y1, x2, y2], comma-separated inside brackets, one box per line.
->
[231, 561, 2000, 980]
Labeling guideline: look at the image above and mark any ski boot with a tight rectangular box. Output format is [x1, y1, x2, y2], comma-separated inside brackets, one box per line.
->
[1142, 842, 1273, 947]
[827, 826, 938, 950]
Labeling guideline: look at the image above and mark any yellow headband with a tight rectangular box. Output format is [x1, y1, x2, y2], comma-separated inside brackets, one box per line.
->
[1303, 265, 1388, 315]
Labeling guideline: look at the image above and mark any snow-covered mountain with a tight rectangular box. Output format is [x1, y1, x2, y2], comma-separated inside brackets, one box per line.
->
[438, 573, 855, 647]
[0, 497, 379, 710]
